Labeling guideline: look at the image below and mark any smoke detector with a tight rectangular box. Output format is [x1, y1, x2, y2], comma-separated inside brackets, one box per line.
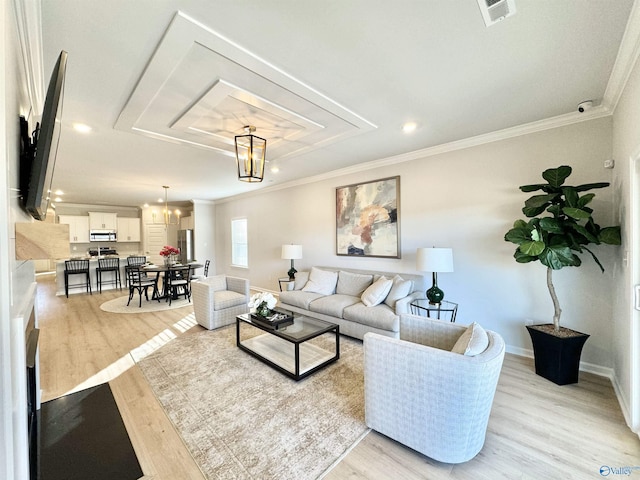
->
[477, 0, 516, 27]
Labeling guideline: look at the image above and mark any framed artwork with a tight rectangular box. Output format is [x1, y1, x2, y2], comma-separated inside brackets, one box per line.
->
[336, 176, 400, 258]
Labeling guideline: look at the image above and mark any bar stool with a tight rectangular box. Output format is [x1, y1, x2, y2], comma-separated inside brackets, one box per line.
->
[96, 257, 121, 293]
[64, 259, 92, 298]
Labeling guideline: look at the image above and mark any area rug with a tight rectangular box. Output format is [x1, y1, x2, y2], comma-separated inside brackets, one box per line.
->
[100, 295, 193, 313]
[137, 325, 368, 480]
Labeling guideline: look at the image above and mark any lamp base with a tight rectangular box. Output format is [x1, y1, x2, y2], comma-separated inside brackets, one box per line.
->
[426, 285, 444, 305]
[287, 266, 297, 281]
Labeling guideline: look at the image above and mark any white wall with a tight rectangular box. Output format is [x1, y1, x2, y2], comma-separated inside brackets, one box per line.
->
[192, 200, 216, 273]
[1, 1, 39, 477]
[612, 50, 640, 432]
[215, 117, 618, 369]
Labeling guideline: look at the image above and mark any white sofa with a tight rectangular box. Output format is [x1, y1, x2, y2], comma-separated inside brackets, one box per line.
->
[192, 275, 250, 330]
[278, 266, 427, 340]
[364, 314, 505, 463]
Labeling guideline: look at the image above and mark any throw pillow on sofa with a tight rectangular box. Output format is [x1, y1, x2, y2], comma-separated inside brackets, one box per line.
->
[336, 270, 373, 297]
[361, 276, 393, 307]
[294, 271, 309, 290]
[451, 322, 489, 356]
[383, 275, 413, 309]
[302, 267, 339, 295]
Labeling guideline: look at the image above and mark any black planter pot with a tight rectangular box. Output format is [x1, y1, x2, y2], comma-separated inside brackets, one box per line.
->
[526, 324, 590, 385]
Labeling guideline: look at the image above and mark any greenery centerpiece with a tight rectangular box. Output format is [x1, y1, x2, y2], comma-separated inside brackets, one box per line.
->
[249, 292, 277, 318]
[503, 165, 621, 384]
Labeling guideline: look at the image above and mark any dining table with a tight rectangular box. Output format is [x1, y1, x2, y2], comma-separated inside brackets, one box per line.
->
[136, 262, 203, 300]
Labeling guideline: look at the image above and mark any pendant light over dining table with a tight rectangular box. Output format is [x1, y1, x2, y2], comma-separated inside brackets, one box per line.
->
[235, 125, 266, 182]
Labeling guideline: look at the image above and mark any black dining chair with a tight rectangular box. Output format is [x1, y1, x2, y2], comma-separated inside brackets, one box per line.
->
[96, 257, 121, 293]
[126, 265, 160, 307]
[166, 265, 192, 305]
[126, 256, 147, 287]
[192, 259, 210, 281]
[64, 259, 92, 298]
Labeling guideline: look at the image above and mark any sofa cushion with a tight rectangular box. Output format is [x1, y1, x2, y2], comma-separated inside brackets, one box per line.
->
[278, 290, 324, 309]
[336, 271, 373, 296]
[361, 276, 393, 307]
[302, 267, 338, 295]
[451, 322, 489, 356]
[204, 274, 227, 292]
[384, 275, 413, 309]
[309, 294, 361, 318]
[213, 290, 246, 311]
[294, 271, 310, 290]
[343, 302, 399, 332]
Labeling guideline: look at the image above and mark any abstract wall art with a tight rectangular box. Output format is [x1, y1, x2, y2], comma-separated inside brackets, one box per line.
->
[336, 176, 400, 258]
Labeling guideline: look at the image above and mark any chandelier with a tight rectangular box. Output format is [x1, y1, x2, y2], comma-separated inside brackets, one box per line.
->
[153, 185, 181, 226]
[235, 125, 266, 182]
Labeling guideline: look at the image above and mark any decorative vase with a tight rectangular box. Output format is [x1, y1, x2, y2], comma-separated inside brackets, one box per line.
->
[257, 303, 271, 317]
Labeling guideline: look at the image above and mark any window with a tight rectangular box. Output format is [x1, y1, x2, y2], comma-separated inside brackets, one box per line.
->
[231, 218, 248, 267]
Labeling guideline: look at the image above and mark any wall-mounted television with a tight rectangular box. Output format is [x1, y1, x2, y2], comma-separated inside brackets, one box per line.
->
[20, 50, 68, 221]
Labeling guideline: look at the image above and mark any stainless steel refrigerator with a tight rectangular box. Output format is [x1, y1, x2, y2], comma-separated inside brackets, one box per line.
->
[177, 229, 194, 264]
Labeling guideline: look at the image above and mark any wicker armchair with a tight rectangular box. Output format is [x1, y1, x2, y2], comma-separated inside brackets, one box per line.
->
[364, 314, 505, 464]
[192, 275, 249, 330]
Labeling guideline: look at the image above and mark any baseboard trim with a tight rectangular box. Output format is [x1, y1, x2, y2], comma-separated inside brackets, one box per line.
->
[504, 345, 614, 378]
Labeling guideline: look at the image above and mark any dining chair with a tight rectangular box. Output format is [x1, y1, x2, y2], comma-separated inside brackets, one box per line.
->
[126, 256, 147, 287]
[166, 265, 191, 305]
[126, 265, 160, 307]
[64, 259, 92, 298]
[192, 259, 211, 281]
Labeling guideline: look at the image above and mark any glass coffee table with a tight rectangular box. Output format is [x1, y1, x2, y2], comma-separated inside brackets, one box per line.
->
[236, 312, 340, 380]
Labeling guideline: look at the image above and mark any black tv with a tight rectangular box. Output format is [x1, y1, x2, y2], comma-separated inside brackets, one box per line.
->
[20, 50, 68, 221]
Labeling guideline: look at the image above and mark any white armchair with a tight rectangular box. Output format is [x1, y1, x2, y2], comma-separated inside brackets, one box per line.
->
[364, 314, 505, 464]
[192, 275, 249, 330]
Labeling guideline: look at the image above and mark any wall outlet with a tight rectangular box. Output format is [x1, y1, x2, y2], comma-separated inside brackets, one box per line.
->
[604, 159, 615, 169]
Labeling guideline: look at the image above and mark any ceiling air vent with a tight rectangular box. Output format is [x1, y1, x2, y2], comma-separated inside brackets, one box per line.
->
[477, 0, 516, 27]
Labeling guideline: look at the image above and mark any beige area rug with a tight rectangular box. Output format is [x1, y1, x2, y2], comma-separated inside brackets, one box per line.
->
[137, 325, 368, 480]
[100, 295, 193, 313]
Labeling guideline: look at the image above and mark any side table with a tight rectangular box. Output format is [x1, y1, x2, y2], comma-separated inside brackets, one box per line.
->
[278, 277, 295, 292]
[410, 299, 458, 322]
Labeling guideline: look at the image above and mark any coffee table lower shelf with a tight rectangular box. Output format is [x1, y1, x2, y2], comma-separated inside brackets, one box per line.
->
[236, 314, 340, 380]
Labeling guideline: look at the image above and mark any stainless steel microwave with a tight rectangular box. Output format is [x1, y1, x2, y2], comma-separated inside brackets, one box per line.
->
[89, 230, 117, 242]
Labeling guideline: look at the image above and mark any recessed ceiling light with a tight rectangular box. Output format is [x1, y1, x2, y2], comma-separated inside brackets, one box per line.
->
[73, 123, 92, 133]
[54, 197, 62, 202]
[54, 189, 64, 195]
[402, 122, 417, 134]
[270, 166, 280, 173]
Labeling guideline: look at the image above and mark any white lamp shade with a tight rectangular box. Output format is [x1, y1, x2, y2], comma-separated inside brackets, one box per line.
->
[281, 244, 303, 260]
[416, 247, 454, 273]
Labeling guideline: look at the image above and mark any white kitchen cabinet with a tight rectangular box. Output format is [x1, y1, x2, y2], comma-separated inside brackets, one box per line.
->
[117, 217, 141, 242]
[180, 215, 194, 230]
[89, 212, 117, 230]
[58, 215, 90, 243]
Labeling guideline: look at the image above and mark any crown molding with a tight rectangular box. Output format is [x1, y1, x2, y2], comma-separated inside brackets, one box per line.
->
[603, 0, 640, 111]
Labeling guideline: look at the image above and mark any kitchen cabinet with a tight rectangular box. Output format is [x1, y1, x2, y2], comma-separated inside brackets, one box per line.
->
[180, 215, 194, 230]
[58, 215, 90, 243]
[117, 217, 141, 242]
[89, 212, 117, 230]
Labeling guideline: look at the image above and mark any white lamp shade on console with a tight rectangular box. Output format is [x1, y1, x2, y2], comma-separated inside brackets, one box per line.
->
[416, 247, 454, 305]
[282, 244, 302, 280]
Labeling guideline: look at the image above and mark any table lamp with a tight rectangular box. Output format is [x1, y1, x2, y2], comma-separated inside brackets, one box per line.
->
[281, 244, 302, 280]
[416, 247, 454, 305]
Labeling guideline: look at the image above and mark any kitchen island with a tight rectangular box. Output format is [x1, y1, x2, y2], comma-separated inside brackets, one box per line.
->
[54, 257, 128, 296]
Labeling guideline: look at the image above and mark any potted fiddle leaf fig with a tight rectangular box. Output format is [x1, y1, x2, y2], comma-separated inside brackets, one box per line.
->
[504, 165, 621, 385]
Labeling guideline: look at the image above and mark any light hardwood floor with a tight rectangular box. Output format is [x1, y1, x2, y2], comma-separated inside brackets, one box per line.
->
[36, 274, 640, 480]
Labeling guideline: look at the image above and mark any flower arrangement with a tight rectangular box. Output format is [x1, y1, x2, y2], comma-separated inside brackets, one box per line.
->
[249, 292, 277, 317]
[159, 245, 180, 257]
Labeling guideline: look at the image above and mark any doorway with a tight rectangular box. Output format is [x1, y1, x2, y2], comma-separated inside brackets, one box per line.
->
[145, 224, 167, 265]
